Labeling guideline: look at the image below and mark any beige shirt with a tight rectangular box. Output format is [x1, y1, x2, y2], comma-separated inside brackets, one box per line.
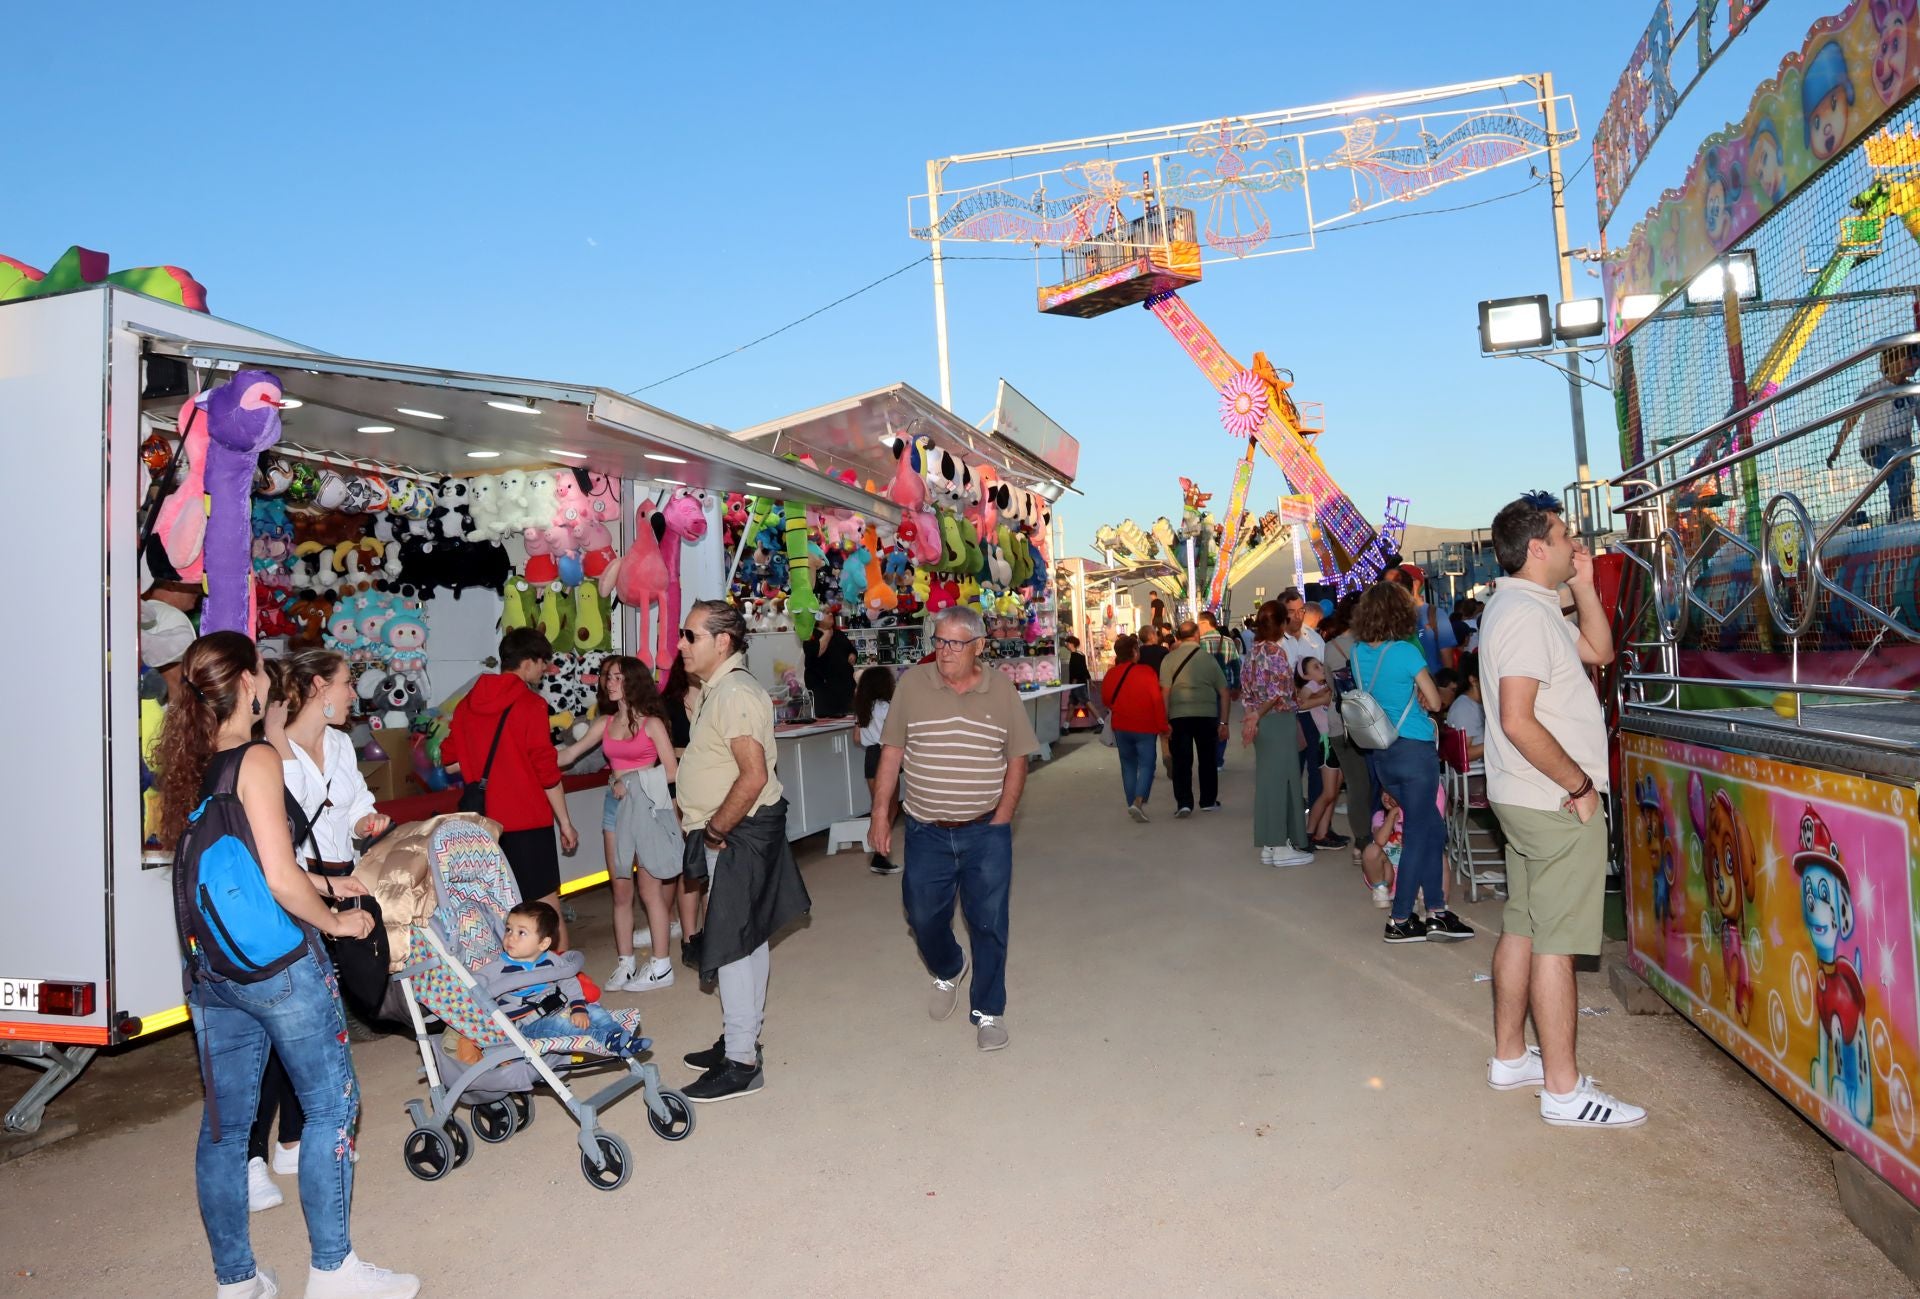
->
[882, 663, 1040, 823]
[676, 654, 783, 830]
[1479, 576, 1608, 812]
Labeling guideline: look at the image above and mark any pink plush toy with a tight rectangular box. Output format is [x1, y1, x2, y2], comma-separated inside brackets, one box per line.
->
[154, 394, 211, 582]
[612, 497, 671, 668]
[523, 525, 559, 585]
[656, 489, 709, 661]
[200, 371, 284, 635]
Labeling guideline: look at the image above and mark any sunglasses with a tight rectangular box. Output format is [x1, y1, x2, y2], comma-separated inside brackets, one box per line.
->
[680, 628, 705, 643]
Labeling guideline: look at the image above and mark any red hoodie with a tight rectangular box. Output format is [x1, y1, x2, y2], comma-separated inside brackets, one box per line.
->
[446, 673, 561, 832]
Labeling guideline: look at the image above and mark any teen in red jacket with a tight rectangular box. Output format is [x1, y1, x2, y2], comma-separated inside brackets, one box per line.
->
[447, 628, 579, 947]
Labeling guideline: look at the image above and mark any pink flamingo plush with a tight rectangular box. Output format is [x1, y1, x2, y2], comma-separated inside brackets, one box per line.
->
[613, 496, 671, 668]
[155, 394, 211, 581]
[656, 490, 709, 663]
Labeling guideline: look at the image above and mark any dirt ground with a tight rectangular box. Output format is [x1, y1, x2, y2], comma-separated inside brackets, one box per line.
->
[1, 734, 1912, 1298]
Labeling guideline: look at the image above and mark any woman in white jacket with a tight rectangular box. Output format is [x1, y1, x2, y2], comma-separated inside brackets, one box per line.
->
[251, 649, 392, 1210]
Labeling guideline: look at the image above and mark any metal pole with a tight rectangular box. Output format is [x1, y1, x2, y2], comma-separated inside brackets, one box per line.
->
[927, 158, 954, 411]
[1537, 72, 1594, 537]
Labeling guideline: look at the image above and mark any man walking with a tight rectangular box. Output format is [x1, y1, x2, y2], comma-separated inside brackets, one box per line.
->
[870, 606, 1039, 1052]
[674, 599, 811, 1102]
[446, 628, 579, 949]
[1160, 621, 1230, 816]
[1480, 495, 1646, 1129]
[1197, 610, 1241, 767]
[1136, 624, 1170, 674]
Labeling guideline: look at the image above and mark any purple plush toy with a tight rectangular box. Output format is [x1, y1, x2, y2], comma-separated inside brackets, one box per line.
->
[200, 369, 285, 636]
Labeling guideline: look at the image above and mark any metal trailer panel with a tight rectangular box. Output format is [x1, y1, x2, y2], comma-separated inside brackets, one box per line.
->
[0, 292, 112, 1043]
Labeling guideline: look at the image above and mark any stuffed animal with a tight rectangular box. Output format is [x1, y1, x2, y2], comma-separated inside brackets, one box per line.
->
[284, 592, 335, 646]
[524, 470, 561, 540]
[612, 498, 672, 668]
[552, 469, 591, 550]
[153, 394, 211, 582]
[926, 576, 957, 613]
[431, 476, 472, 544]
[494, 470, 531, 533]
[862, 525, 896, 614]
[784, 507, 819, 640]
[523, 524, 559, 585]
[384, 608, 429, 680]
[466, 474, 503, 540]
[201, 371, 284, 635]
[656, 490, 708, 660]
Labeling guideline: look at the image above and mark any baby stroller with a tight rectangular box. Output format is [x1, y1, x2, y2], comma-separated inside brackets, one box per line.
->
[394, 819, 693, 1191]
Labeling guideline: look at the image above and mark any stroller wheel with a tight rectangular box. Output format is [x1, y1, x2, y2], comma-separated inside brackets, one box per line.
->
[401, 1127, 454, 1182]
[446, 1115, 472, 1169]
[471, 1100, 517, 1144]
[648, 1090, 696, 1142]
[581, 1132, 631, 1191]
[510, 1092, 534, 1131]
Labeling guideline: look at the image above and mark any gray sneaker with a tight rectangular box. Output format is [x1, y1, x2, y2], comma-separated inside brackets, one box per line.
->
[975, 1014, 1009, 1051]
[929, 960, 969, 1021]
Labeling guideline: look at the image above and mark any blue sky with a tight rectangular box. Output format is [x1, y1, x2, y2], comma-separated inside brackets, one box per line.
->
[4, 1, 1824, 552]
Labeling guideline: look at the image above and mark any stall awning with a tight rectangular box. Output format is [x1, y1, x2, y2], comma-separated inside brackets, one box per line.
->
[132, 330, 893, 521]
[731, 382, 1078, 499]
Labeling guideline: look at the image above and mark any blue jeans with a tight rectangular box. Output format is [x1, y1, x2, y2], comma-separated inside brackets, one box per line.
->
[1114, 730, 1157, 804]
[190, 946, 359, 1285]
[521, 1002, 625, 1047]
[1371, 736, 1446, 921]
[1868, 439, 1914, 521]
[903, 816, 1013, 1019]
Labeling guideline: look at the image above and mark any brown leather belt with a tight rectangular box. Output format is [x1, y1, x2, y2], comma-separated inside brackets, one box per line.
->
[311, 860, 356, 877]
[924, 814, 992, 829]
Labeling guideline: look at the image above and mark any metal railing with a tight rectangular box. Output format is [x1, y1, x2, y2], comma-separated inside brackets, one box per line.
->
[1056, 207, 1198, 284]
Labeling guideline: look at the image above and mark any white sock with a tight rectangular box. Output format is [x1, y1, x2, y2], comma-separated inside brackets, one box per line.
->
[650, 957, 671, 975]
[1545, 1086, 1579, 1103]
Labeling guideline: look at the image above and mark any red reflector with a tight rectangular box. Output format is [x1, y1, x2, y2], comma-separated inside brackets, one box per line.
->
[36, 982, 96, 1016]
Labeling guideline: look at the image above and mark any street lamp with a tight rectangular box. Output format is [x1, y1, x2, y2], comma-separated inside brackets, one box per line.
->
[1478, 295, 1552, 352]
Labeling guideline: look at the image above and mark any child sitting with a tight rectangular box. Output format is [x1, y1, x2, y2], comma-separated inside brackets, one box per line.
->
[485, 901, 643, 1056]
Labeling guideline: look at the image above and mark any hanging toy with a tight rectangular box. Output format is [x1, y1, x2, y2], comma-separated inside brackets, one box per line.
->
[784, 506, 819, 640]
[657, 489, 708, 657]
[152, 394, 211, 582]
[200, 371, 285, 636]
[502, 576, 536, 631]
[572, 584, 608, 652]
[862, 524, 896, 614]
[538, 582, 568, 646]
[613, 497, 671, 668]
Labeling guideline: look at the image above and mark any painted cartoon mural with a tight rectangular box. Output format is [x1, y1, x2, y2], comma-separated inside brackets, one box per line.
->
[1622, 733, 1920, 1198]
[1605, 0, 1920, 333]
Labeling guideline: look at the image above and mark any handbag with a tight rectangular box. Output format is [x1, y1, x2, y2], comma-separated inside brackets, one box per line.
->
[1098, 665, 1138, 748]
[1338, 643, 1419, 751]
[457, 707, 514, 815]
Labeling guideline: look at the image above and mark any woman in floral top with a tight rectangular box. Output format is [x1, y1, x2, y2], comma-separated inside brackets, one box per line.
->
[1241, 600, 1312, 866]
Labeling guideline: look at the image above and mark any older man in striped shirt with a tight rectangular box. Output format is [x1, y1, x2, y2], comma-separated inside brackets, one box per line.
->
[870, 606, 1040, 1052]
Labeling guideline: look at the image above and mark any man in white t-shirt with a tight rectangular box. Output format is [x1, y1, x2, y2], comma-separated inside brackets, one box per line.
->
[1479, 494, 1646, 1130]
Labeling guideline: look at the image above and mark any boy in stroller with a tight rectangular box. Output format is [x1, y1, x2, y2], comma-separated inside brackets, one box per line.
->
[491, 901, 643, 1055]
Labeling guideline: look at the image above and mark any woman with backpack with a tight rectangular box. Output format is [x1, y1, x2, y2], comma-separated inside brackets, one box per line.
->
[1347, 583, 1473, 944]
[156, 631, 417, 1299]
[1100, 633, 1169, 822]
[1241, 601, 1312, 867]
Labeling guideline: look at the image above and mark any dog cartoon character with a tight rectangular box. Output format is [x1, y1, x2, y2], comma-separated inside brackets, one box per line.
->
[1796, 805, 1875, 1127]
[1695, 782, 1756, 1025]
[1634, 775, 1679, 934]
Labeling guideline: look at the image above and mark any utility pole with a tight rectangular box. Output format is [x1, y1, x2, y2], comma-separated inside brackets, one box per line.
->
[927, 158, 954, 411]
[1536, 71, 1595, 537]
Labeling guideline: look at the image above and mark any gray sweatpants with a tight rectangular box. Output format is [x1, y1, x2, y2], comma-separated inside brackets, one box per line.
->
[705, 845, 769, 1065]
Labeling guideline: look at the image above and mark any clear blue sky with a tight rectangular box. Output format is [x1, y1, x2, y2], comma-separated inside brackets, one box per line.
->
[3, 1, 1823, 552]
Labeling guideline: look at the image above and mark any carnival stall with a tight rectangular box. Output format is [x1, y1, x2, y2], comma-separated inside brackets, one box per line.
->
[0, 279, 882, 1132]
[1599, 0, 1920, 1218]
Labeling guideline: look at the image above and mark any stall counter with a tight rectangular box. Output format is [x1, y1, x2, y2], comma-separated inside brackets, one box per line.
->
[1019, 684, 1071, 759]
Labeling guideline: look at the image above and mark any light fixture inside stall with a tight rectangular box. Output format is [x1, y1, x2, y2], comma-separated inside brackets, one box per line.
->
[396, 407, 444, 420]
[486, 399, 543, 415]
[644, 453, 687, 464]
[466, 450, 501, 459]
[357, 424, 395, 434]
[546, 447, 587, 459]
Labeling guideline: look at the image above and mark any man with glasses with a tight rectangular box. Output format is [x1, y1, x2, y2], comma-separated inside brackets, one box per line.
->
[870, 606, 1041, 1052]
[673, 600, 811, 1103]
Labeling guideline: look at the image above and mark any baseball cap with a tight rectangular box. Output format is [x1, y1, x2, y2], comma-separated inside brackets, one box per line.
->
[140, 600, 196, 669]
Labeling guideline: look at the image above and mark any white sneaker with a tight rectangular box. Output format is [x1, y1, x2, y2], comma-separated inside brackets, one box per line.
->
[247, 1157, 283, 1212]
[304, 1252, 420, 1299]
[1269, 846, 1314, 868]
[629, 961, 675, 993]
[604, 956, 637, 992]
[270, 1140, 300, 1176]
[1260, 846, 1277, 865]
[1487, 1045, 1544, 1090]
[1371, 883, 1391, 909]
[216, 1267, 278, 1298]
[1539, 1076, 1647, 1129]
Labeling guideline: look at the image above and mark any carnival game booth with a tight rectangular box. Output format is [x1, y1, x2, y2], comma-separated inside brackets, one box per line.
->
[0, 282, 881, 1133]
[1595, 0, 1920, 1224]
[731, 380, 1080, 807]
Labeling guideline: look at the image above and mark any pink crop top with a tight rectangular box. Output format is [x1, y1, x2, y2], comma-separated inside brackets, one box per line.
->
[602, 723, 659, 771]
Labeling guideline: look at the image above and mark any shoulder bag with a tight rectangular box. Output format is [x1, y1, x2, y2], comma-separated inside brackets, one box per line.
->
[457, 706, 514, 815]
[1338, 643, 1419, 751]
[1097, 665, 1138, 748]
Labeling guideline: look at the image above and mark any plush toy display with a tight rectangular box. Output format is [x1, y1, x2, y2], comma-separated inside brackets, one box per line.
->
[611, 496, 671, 668]
[200, 370, 285, 635]
[153, 394, 211, 582]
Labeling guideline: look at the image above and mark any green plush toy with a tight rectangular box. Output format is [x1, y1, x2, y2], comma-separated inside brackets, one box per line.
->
[502, 578, 535, 631]
[937, 509, 968, 574]
[784, 510, 818, 640]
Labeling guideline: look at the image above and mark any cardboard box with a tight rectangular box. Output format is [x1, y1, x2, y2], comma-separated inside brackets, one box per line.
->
[358, 729, 421, 803]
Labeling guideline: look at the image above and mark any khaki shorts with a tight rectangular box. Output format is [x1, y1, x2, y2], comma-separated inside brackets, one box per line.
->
[1491, 802, 1607, 957]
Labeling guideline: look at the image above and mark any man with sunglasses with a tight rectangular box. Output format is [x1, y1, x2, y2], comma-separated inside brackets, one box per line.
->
[673, 600, 810, 1103]
[870, 606, 1041, 1052]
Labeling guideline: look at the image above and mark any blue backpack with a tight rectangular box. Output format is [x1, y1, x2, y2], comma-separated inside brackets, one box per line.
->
[171, 741, 312, 983]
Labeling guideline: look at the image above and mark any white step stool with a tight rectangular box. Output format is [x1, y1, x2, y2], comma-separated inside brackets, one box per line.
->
[826, 817, 872, 855]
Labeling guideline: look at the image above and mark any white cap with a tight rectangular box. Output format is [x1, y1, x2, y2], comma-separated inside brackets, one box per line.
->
[140, 600, 196, 668]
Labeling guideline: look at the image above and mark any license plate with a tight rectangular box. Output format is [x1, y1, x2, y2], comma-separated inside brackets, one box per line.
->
[0, 979, 42, 1013]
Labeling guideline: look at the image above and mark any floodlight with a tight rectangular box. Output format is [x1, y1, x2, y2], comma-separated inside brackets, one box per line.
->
[1618, 294, 1664, 324]
[1685, 251, 1760, 305]
[1553, 298, 1606, 341]
[1478, 295, 1552, 352]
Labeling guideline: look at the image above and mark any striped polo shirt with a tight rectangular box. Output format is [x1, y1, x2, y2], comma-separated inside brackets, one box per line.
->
[880, 663, 1041, 823]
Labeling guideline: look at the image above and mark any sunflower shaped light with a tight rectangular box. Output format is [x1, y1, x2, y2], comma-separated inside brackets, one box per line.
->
[1218, 369, 1269, 438]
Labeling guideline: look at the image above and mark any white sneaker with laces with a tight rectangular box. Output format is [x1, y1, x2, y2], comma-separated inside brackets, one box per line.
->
[603, 956, 637, 992]
[1539, 1076, 1647, 1129]
[629, 960, 675, 993]
[247, 1157, 283, 1212]
[270, 1140, 300, 1176]
[1269, 846, 1314, 867]
[304, 1251, 420, 1299]
[215, 1267, 278, 1298]
[1260, 846, 1277, 865]
[1487, 1045, 1545, 1091]
[1371, 883, 1391, 909]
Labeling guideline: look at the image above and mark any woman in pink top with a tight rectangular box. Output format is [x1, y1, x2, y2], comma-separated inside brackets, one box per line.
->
[560, 656, 685, 992]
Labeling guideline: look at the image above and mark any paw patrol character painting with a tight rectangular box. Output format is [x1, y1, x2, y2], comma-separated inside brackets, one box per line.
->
[1795, 805, 1875, 1127]
[1634, 776, 1679, 936]
[1691, 775, 1756, 1025]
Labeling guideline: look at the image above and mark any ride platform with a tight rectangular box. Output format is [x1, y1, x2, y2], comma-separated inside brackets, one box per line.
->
[1037, 208, 1202, 319]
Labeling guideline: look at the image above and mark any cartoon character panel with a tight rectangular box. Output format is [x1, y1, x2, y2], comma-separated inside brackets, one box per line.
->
[1622, 731, 1920, 1202]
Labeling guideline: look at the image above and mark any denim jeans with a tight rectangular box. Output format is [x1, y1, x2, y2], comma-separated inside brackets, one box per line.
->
[1114, 729, 1157, 804]
[903, 816, 1013, 1019]
[1371, 736, 1446, 921]
[521, 1002, 625, 1047]
[1868, 439, 1915, 521]
[191, 945, 359, 1285]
